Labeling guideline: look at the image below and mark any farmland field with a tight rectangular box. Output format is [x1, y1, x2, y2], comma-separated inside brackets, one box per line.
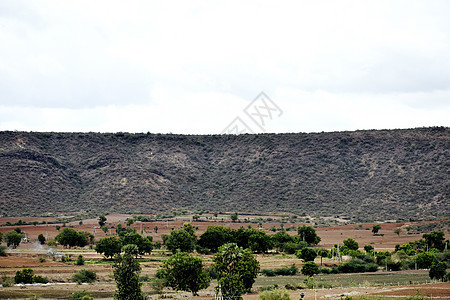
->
[0, 214, 448, 299]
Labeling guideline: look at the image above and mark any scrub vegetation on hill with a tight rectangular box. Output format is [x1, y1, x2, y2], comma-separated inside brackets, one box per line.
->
[0, 127, 448, 221]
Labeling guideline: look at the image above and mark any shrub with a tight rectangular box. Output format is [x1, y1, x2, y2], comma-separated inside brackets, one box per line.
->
[337, 259, 378, 273]
[39, 258, 46, 263]
[1, 274, 13, 287]
[38, 234, 46, 245]
[73, 269, 97, 283]
[72, 290, 93, 300]
[33, 275, 49, 284]
[76, 255, 85, 266]
[0, 246, 7, 257]
[318, 268, 331, 274]
[261, 269, 276, 277]
[47, 240, 57, 247]
[301, 262, 319, 276]
[15, 268, 34, 284]
[258, 288, 291, 300]
[282, 242, 307, 254]
[261, 265, 298, 277]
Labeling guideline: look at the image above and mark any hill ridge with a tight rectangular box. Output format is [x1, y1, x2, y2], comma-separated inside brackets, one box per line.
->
[0, 127, 448, 221]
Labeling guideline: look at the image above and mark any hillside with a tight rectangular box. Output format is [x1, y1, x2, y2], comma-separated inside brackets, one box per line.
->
[0, 128, 448, 221]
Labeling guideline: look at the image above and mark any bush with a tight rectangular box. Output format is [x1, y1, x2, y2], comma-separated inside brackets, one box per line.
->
[0, 246, 7, 257]
[73, 269, 97, 283]
[33, 275, 49, 284]
[261, 265, 298, 277]
[261, 269, 277, 277]
[47, 240, 57, 247]
[1, 274, 13, 287]
[15, 268, 34, 284]
[282, 242, 307, 254]
[76, 255, 85, 266]
[259, 288, 291, 300]
[337, 259, 378, 273]
[301, 262, 319, 276]
[72, 290, 93, 300]
[318, 268, 331, 274]
[39, 258, 46, 263]
[38, 234, 46, 245]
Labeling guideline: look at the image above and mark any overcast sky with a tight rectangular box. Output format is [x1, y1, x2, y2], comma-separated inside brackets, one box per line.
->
[0, 1, 449, 134]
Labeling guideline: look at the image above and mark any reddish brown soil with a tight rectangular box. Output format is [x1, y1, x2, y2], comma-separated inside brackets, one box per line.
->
[371, 282, 450, 298]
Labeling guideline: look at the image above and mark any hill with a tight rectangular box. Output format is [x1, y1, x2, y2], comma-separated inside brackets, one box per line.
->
[0, 127, 448, 221]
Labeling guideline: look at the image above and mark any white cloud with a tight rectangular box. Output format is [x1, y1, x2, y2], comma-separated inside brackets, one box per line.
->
[0, 0, 449, 133]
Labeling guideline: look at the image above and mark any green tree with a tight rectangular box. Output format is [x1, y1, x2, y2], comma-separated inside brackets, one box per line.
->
[113, 245, 143, 300]
[165, 229, 196, 253]
[98, 215, 107, 227]
[213, 243, 260, 299]
[248, 230, 272, 253]
[55, 228, 87, 248]
[182, 222, 197, 239]
[198, 225, 233, 252]
[116, 223, 136, 238]
[5, 231, 22, 248]
[38, 234, 46, 245]
[101, 225, 109, 234]
[271, 231, 295, 250]
[0, 232, 3, 243]
[364, 245, 374, 253]
[415, 252, 436, 269]
[126, 218, 134, 227]
[154, 226, 158, 233]
[372, 224, 381, 235]
[122, 233, 153, 256]
[343, 238, 359, 251]
[296, 247, 317, 262]
[281, 241, 307, 254]
[429, 261, 447, 281]
[297, 225, 321, 245]
[301, 261, 319, 277]
[95, 236, 123, 259]
[231, 212, 239, 222]
[393, 228, 402, 236]
[423, 231, 446, 251]
[157, 251, 210, 296]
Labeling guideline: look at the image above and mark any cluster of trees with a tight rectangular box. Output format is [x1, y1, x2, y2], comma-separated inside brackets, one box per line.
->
[96, 232, 153, 259]
[313, 231, 449, 280]
[162, 224, 321, 255]
[55, 228, 94, 248]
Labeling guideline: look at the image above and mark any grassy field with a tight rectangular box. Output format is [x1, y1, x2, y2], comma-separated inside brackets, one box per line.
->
[0, 219, 448, 299]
